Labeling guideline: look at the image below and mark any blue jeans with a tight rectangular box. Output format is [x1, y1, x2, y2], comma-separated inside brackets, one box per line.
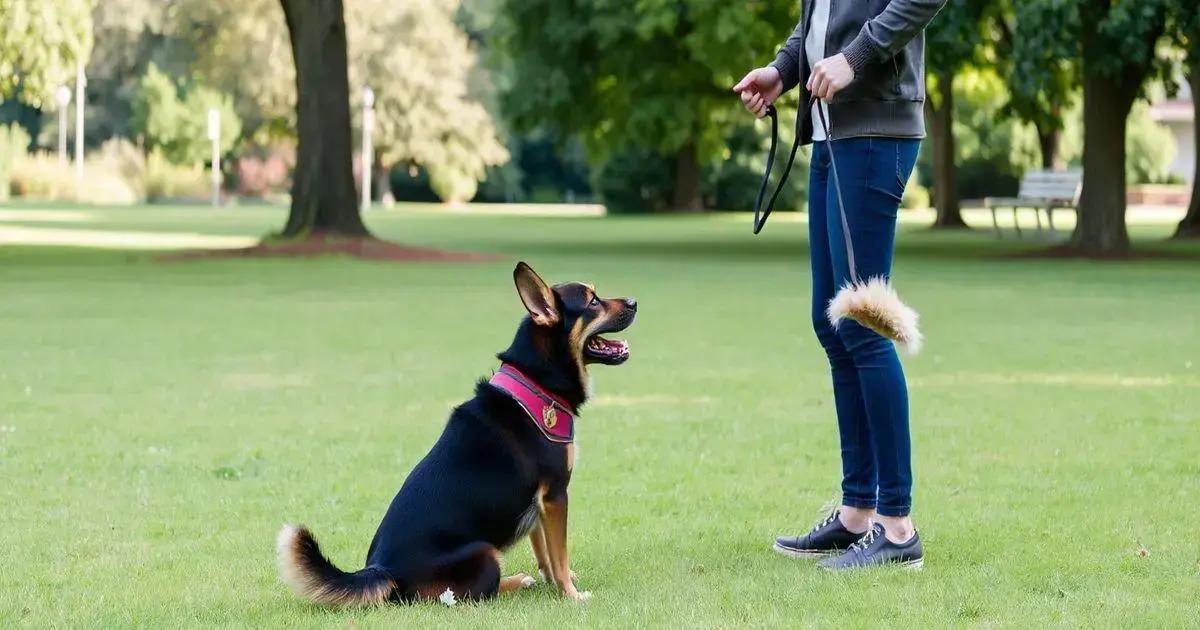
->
[808, 137, 920, 517]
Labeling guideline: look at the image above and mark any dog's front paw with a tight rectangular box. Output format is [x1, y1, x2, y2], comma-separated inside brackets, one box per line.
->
[567, 590, 592, 602]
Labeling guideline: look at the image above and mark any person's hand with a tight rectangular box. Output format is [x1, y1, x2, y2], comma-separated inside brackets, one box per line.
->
[732, 66, 783, 119]
[808, 53, 855, 101]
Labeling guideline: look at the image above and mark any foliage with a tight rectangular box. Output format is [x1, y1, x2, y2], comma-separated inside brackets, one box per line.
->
[131, 63, 241, 167]
[901, 175, 931, 210]
[1123, 102, 1177, 185]
[172, 0, 507, 202]
[10, 152, 140, 204]
[0, 0, 93, 107]
[1004, 0, 1079, 138]
[925, 0, 991, 84]
[346, 0, 508, 203]
[0, 123, 32, 200]
[591, 147, 674, 213]
[168, 0, 293, 138]
[917, 69, 1042, 199]
[231, 144, 293, 199]
[86, 0, 184, 141]
[705, 116, 807, 213]
[495, 0, 797, 176]
[144, 149, 209, 201]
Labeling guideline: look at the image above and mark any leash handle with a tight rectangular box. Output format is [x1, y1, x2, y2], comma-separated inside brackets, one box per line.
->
[751, 104, 800, 235]
[751, 96, 859, 284]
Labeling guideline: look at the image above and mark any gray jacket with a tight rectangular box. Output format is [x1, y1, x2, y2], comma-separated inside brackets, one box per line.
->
[770, 0, 947, 143]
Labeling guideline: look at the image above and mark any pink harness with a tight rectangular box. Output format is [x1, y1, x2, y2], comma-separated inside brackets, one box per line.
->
[488, 363, 575, 444]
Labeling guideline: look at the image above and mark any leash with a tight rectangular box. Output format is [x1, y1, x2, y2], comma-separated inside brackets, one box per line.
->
[753, 97, 858, 283]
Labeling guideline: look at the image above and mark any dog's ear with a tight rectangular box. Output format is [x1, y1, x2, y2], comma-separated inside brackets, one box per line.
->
[514, 262, 559, 326]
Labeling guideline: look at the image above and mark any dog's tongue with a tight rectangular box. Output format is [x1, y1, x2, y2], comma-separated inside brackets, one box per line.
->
[588, 336, 628, 356]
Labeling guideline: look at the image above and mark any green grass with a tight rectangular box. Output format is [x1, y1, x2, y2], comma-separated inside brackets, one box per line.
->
[1, 204, 1198, 628]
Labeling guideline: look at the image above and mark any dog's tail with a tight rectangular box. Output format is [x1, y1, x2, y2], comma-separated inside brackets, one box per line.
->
[276, 524, 394, 606]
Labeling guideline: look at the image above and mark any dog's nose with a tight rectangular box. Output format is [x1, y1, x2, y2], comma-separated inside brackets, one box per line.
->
[624, 298, 637, 311]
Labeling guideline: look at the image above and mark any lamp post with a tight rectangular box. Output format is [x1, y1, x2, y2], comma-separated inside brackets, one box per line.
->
[55, 86, 71, 168]
[361, 86, 375, 212]
[74, 61, 86, 186]
[207, 108, 220, 208]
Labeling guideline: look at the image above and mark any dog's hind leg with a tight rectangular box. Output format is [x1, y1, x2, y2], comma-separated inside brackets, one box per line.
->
[412, 542, 502, 603]
[499, 573, 536, 594]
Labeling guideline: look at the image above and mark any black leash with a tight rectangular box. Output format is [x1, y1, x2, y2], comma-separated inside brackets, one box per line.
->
[752, 97, 859, 282]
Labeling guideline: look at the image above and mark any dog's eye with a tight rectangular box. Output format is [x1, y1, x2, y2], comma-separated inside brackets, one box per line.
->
[589, 296, 600, 307]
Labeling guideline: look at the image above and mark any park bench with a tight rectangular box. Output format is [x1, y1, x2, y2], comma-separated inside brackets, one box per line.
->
[984, 169, 1082, 238]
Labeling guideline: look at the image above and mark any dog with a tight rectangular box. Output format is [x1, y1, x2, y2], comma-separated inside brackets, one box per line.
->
[276, 262, 636, 605]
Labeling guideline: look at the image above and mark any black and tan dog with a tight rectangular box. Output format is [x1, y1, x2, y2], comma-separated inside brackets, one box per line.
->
[276, 262, 636, 605]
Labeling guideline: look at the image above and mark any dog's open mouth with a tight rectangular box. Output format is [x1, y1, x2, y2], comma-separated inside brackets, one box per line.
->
[584, 334, 630, 365]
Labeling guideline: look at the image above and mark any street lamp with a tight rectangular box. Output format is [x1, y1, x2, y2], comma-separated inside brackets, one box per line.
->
[74, 61, 86, 186]
[361, 86, 375, 212]
[55, 86, 71, 168]
[207, 108, 220, 207]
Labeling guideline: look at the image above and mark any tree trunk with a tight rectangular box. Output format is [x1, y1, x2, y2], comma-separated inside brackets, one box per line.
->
[1173, 65, 1200, 239]
[671, 141, 703, 212]
[1071, 71, 1134, 254]
[279, 0, 369, 238]
[927, 76, 966, 228]
[1035, 120, 1063, 171]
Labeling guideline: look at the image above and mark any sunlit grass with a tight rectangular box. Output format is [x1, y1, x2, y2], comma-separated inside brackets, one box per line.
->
[1, 204, 1197, 627]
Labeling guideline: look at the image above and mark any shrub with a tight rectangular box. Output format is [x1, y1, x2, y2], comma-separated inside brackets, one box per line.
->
[0, 124, 32, 201]
[1125, 102, 1176, 185]
[132, 63, 242, 167]
[97, 138, 147, 199]
[10, 153, 140, 205]
[592, 147, 673, 214]
[145, 150, 209, 202]
[232, 143, 293, 199]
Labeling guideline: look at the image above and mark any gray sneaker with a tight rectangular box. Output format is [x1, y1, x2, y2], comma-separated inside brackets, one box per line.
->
[818, 522, 924, 570]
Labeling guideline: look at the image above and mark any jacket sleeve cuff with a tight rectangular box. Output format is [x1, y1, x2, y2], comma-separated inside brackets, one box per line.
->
[770, 50, 801, 93]
[842, 30, 881, 74]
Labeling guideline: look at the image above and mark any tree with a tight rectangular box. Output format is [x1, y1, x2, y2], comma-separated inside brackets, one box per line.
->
[344, 0, 507, 203]
[924, 0, 990, 228]
[278, 0, 366, 237]
[1167, 1, 1200, 239]
[176, 0, 505, 205]
[1071, 0, 1168, 254]
[0, 0, 93, 108]
[496, 0, 795, 211]
[1002, 0, 1079, 170]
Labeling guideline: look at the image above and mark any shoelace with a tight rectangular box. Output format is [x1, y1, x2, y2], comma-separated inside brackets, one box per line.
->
[849, 525, 880, 552]
[810, 508, 839, 534]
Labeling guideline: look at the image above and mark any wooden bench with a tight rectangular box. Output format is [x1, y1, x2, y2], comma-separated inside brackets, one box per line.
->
[984, 170, 1082, 238]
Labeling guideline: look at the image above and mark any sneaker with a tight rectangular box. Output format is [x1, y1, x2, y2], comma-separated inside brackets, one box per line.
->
[773, 509, 870, 558]
[817, 523, 924, 571]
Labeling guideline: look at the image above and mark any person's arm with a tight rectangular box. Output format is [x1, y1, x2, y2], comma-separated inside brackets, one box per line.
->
[768, 16, 806, 94]
[841, 0, 948, 74]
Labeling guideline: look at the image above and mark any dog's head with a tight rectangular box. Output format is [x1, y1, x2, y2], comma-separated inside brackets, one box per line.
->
[498, 262, 637, 405]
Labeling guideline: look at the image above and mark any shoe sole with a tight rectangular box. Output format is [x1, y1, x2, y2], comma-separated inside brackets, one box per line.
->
[819, 556, 925, 571]
[771, 542, 837, 559]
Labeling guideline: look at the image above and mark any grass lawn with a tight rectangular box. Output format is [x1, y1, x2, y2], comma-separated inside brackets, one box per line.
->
[1, 204, 1198, 627]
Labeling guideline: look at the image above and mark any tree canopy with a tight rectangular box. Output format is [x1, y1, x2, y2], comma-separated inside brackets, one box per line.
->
[0, 0, 93, 107]
[495, 0, 796, 210]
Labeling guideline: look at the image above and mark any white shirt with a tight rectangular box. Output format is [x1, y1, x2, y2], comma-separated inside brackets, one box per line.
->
[805, 0, 832, 141]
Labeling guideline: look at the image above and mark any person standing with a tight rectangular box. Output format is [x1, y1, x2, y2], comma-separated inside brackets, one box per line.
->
[733, 0, 946, 570]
